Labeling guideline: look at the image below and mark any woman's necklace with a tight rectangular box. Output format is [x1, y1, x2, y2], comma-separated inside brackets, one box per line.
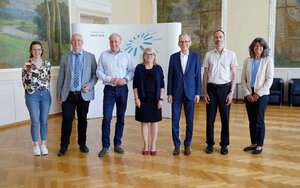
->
[145, 63, 153, 69]
[32, 58, 43, 69]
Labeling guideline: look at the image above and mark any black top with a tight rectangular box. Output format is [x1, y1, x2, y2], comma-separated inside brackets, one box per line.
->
[143, 67, 156, 101]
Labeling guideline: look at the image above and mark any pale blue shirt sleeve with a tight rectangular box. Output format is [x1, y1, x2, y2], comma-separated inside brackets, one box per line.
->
[96, 51, 112, 83]
[124, 52, 134, 81]
[96, 50, 134, 85]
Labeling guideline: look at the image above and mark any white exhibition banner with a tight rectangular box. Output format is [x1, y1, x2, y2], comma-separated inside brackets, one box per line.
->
[72, 23, 182, 119]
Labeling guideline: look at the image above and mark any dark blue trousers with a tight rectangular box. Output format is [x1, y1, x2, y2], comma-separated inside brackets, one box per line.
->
[172, 93, 195, 147]
[206, 83, 231, 147]
[102, 85, 128, 148]
[245, 94, 269, 147]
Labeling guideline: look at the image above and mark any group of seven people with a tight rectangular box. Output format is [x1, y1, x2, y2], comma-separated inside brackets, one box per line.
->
[22, 30, 274, 157]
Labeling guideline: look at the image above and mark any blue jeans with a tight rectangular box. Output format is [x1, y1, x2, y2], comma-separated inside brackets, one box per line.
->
[245, 95, 269, 146]
[25, 88, 51, 142]
[102, 85, 128, 148]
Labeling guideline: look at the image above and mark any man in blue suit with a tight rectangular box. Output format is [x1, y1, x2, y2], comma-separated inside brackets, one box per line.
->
[167, 33, 201, 156]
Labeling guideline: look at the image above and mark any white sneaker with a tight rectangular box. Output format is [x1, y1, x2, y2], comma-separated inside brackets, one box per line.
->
[33, 145, 41, 156]
[41, 145, 48, 155]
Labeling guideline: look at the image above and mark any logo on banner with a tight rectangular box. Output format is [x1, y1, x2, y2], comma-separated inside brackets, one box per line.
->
[124, 32, 162, 63]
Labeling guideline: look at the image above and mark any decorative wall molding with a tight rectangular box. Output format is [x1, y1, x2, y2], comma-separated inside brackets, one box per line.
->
[75, 0, 112, 24]
[221, 0, 227, 33]
[269, 0, 277, 59]
[152, 0, 157, 23]
[0, 76, 60, 126]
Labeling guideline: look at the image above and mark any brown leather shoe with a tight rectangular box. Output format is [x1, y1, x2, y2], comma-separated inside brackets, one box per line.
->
[184, 146, 191, 155]
[173, 147, 180, 156]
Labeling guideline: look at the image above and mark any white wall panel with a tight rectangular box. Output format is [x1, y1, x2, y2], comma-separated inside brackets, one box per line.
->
[14, 80, 29, 122]
[0, 81, 17, 125]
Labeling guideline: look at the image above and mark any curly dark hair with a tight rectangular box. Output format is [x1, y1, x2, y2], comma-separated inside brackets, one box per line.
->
[29, 41, 44, 58]
[249, 37, 270, 58]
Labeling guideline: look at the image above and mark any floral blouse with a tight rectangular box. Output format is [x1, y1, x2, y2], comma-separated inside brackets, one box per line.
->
[22, 59, 51, 95]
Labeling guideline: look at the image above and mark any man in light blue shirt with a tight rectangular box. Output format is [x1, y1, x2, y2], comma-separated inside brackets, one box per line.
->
[96, 33, 134, 157]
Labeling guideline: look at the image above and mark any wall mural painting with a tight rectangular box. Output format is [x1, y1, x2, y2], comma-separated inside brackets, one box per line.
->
[275, 0, 300, 67]
[157, 0, 221, 61]
[0, 0, 70, 68]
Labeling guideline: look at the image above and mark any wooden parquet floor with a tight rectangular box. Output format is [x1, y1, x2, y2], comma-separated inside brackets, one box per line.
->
[0, 101, 300, 188]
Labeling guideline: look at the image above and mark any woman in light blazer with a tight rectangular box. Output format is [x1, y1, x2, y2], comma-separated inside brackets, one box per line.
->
[241, 37, 274, 154]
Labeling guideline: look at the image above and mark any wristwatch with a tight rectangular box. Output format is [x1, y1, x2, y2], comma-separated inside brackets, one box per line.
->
[159, 98, 164, 101]
[229, 90, 234, 94]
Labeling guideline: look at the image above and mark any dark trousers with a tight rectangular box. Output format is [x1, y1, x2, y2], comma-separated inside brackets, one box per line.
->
[172, 93, 195, 147]
[60, 92, 90, 148]
[206, 83, 231, 146]
[245, 93, 269, 147]
[102, 85, 128, 148]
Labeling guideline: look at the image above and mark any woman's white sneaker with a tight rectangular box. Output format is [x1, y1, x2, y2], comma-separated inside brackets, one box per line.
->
[33, 145, 41, 156]
[41, 145, 48, 155]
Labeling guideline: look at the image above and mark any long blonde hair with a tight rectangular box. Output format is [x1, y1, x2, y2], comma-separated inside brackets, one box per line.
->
[141, 47, 159, 66]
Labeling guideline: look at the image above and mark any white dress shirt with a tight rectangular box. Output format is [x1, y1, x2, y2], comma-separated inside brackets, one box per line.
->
[203, 48, 238, 84]
[96, 50, 134, 86]
[180, 51, 189, 74]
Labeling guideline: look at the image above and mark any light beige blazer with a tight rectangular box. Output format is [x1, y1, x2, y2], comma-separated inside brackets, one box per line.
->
[241, 57, 274, 97]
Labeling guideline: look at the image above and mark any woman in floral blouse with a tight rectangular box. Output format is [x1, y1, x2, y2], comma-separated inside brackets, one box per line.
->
[22, 41, 51, 156]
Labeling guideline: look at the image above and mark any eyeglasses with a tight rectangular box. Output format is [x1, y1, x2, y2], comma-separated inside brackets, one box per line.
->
[144, 53, 154, 57]
[72, 39, 83, 43]
[179, 41, 190, 44]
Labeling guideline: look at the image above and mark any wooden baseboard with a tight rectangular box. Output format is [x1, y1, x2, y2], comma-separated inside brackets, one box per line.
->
[0, 113, 62, 130]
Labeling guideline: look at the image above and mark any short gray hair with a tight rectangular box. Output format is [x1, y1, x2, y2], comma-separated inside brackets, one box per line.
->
[178, 33, 191, 42]
[109, 33, 122, 41]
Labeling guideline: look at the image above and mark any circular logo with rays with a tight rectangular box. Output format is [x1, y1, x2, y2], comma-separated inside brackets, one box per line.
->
[124, 32, 162, 60]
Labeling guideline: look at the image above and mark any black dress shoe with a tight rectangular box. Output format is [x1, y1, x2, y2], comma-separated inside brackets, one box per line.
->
[253, 148, 263, 154]
[221, 146, 228, 155]
[80, 145, 89, 153]
[58, 147, 68, 156]
[205, 145, 213, 154]
[243, 146, 256, 151]
[184, 146, 191, 155]
[173, 147, 180, 156]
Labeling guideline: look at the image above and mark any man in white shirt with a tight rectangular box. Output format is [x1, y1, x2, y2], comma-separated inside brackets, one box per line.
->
[96, 33, 134, 157]
[203, 30, 238, 155]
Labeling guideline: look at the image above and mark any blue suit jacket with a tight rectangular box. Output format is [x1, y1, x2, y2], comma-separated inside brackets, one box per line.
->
[167, 51, 201, 101]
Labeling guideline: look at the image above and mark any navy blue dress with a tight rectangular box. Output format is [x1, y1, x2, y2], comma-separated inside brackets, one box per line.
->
[135, 67, 162, 122]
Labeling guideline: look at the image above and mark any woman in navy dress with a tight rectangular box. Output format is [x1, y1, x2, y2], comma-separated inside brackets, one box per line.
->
[133, 47, 164, 155]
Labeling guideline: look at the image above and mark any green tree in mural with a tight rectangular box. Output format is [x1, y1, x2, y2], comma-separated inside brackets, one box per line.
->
[55, 0, 62, 61]
[0, 0, 9, 8]
[33, 1, 70, 62]
[50, 0, 56, 61]
[188, 0, 221, 58]
[157, 0, 180, 22]
[44, 0, 52, 60]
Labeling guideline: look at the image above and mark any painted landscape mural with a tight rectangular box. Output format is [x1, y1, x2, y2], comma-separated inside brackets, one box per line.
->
[275, 0, 300, 67]
[0, 0, 70, 68]
[157, 0, 221, 61]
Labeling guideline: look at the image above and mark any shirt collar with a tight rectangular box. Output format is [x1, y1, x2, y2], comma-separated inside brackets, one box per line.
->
[72, 50, 83, 56]
[109, 49, 123, 55]
[214, 48, 226, 54]
[180, 51, 189, 57]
